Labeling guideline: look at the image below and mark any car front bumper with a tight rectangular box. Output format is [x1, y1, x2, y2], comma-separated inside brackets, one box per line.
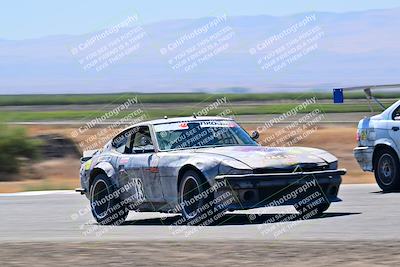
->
[353, 146, 374, 172]
[213, 169, 346, 210]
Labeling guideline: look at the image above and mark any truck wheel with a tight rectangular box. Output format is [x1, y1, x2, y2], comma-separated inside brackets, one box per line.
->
[90, 174, 128, 225]
[374, 149, 400, 192]
[179, 170, 219, 225]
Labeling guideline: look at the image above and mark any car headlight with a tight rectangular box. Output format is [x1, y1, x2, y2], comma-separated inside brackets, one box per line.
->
[328, 161, 338, 170]
[218, 159, 252, 175]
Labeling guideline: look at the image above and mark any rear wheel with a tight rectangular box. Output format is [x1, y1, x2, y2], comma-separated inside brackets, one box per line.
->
[374, 149, 400, 192]
[90, 174, 128, 225]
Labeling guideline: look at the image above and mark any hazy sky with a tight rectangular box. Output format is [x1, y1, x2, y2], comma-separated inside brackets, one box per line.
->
[1, 0, 400, 39]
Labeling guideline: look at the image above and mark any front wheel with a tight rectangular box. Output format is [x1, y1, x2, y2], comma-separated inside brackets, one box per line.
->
[89, 174, 128, 225]
[179, 170, 221, 225]
[374, 149, 400, 192]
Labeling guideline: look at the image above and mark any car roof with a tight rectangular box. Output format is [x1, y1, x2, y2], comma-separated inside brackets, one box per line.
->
[118, 116, 234, 133]
[147, 116, 233, 125]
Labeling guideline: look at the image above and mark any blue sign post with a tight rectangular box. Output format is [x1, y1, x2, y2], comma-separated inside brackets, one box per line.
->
[333, 88, 344, 103]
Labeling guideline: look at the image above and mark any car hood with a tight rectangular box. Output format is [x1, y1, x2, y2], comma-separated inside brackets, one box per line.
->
[193, 146, 337, 169]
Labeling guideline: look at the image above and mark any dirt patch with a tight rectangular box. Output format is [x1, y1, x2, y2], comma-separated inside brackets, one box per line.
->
[34, 134, 80, 159]
[32, 156, 80, 180]
[0, 132, 80, 184]
[1, 241, 399, 267]
[0, 157, 80, 193]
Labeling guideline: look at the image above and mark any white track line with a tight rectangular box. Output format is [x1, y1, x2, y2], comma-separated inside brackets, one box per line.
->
[0, 190, 76, 197]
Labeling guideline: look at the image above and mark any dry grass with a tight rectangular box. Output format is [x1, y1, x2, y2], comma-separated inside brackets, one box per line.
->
[0, 157, 81, 193]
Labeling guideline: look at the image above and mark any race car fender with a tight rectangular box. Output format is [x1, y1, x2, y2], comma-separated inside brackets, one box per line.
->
[374, 138, 400, 155]
[90, 161, 117, 185]
[178, 157, 221, 185]
[373, 138, 400, 165]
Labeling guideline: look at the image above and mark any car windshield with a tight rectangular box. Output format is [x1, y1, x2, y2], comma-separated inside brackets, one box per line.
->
[153, 120, 258, 151]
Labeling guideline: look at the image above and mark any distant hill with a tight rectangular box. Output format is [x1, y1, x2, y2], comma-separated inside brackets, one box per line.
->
[0, 8, 399, 94]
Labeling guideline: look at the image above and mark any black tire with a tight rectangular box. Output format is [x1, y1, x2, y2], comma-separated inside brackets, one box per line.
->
[89, 174, 128, 225]
[178, 170, 219, 225]
[374, 149, 400, 192]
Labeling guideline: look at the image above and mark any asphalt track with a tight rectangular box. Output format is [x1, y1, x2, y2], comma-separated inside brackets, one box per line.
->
[1, 184, 400, 266]
[1, 184, 399, 242]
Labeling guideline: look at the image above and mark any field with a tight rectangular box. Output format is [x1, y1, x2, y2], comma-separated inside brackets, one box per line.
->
[1, 91, 398, 122]
[0, 102, 396, 121]
[2, 91, 400, 106]
[1, 91, 400, 106]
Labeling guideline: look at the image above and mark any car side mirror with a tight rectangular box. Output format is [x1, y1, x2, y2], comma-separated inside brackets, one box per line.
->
[80, 156, 92, 164]
[251, 131, 260, 140]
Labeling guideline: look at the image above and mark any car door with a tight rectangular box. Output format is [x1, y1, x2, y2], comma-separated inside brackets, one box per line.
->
[116, 126, 164, 204]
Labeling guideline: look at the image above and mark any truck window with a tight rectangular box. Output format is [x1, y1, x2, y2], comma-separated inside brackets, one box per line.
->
[392, 105, 400, 120]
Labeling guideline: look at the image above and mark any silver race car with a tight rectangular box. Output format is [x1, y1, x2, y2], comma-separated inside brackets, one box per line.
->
[77, 116, 346, 225]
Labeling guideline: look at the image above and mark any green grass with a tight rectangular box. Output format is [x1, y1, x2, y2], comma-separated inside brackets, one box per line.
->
[1, 91, 400, 106]
[0, 125, 40, 176]
[0, 103, 393, 122]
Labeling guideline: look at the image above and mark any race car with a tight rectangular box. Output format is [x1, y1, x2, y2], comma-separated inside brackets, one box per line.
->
[333, 84, 400, 192]
[77, 116, 345, 225]
[354, 100, 400, 191]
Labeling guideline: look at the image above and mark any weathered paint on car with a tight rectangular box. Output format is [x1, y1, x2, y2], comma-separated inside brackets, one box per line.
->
[78, 116, 345, 219]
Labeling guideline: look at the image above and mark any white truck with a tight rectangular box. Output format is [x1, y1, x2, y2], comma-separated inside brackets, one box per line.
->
[351, 87, 400, 192]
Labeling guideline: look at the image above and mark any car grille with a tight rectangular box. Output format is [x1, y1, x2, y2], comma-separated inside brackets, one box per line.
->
[253, 163, 329, 174]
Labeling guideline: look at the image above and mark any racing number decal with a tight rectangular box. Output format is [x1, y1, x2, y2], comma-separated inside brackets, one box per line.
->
[118, 169, 146, 202]
[131, 178, 146, 202]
